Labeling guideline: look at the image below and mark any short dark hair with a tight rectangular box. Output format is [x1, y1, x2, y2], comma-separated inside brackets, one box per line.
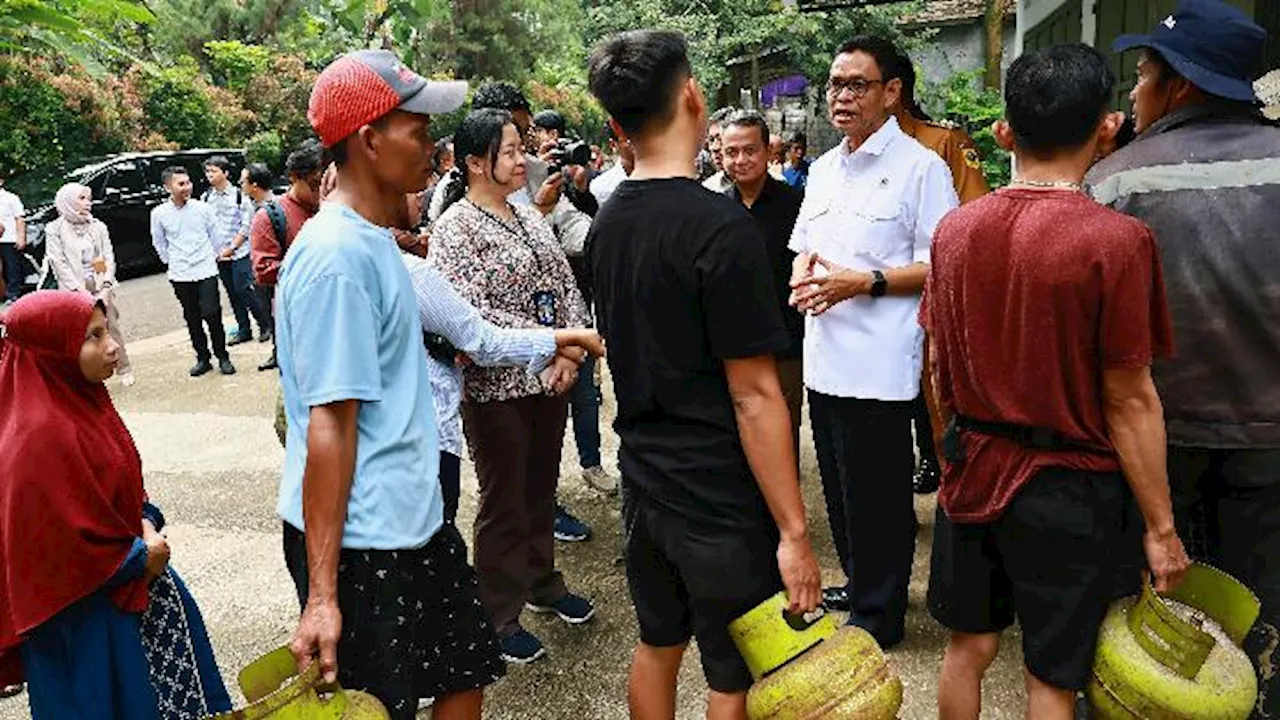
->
[890, 48, 932, 121]
[1005, 44, 1116, 156]
[533, 109, 565, 132]
[202, 155, 233, 173]
[245, 162, 273, 190]
[786, 130, 807, 149]
[473, 82, 530, 113]
[285, 138, 325, 178]
[722, 109, 770, 146]
[161, 166, 189, 184]
[588, 29, 692, 137]
[834, 35, 904, 82]
[431, 136, 453, 175]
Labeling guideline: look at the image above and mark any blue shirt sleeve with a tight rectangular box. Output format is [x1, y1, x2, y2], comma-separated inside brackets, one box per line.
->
[286, 274, 383, 407]
[104, 538, 149, 588]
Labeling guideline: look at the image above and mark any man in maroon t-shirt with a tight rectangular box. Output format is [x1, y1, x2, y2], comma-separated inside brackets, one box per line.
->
[250, 138, 325, 372]
[920, 45, 1190, 720]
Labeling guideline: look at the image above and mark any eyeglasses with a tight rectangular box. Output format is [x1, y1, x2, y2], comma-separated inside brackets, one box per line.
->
[826, 78, 884, 99]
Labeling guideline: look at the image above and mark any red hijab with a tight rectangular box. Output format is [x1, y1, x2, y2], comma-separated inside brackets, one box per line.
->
[0, 291, 150, 685]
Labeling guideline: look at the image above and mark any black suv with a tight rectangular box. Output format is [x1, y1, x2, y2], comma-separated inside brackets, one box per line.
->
[8, 149, 246, 288]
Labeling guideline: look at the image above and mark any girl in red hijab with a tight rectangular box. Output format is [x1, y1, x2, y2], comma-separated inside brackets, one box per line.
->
[0, 291, 230, 719]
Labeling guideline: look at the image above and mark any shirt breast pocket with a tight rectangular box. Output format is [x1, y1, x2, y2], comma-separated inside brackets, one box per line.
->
[847, 197, 906, 261]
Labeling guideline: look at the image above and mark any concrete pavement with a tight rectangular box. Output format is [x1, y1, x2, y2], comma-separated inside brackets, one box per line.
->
[0, 275, 1031, 719]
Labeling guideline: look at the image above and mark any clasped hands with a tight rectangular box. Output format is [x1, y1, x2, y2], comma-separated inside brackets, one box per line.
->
[788, 252, 874, 316]
[539, 327, 606, 396]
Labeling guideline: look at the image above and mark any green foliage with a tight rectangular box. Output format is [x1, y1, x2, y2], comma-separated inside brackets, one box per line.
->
[142, 58, 217, 149]
[584, 0, 918, 100]
[0, 59, 128, 175]
[921, 70, 1010, 189]
[246, 130, 284, 169]
[205, 40, 270, 90]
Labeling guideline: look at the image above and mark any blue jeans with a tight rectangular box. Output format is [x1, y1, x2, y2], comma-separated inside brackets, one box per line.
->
[569, 354, 602, 469]
[217, 255, 263, 336]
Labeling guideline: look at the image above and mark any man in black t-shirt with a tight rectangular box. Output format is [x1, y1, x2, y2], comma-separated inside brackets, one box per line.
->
[586, 29, 821, 718]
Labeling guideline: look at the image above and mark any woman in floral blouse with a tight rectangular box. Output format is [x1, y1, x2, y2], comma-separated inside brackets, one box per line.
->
[428, 108, 595, 664]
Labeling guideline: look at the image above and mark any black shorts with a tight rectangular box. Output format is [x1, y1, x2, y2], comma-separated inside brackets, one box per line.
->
[622, 484, 782, 693]
[282, 523, 506, 720]
[927, 466, 1140, 691]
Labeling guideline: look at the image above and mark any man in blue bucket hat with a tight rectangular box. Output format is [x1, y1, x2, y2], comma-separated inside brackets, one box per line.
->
[1086, 2, 1280, 714]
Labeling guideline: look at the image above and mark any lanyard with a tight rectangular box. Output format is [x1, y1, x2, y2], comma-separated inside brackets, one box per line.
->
[466, 199, 545, 274]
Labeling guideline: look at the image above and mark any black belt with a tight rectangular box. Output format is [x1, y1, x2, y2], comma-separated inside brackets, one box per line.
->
[943, 415, 1113, 465]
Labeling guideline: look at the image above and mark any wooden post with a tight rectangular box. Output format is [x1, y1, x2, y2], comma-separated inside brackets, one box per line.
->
[984, 0, 1007, 91]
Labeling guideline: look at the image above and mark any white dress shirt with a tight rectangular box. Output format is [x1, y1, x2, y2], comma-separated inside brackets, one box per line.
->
[590, 162, 628, 204]
[150, 199, 220, 283]
[402, 253, 557, 456]
[0, 189, 23, 245]
[789, 116, 958, 401]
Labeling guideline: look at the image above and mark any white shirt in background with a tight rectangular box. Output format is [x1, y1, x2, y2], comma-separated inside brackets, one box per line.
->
[0, 188, 24, 245]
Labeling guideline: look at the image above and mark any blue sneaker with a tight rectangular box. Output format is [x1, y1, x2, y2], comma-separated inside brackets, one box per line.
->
[526, 593, 596, 625]
[554, 504, 592, 542]
[500, 629, 547, 664]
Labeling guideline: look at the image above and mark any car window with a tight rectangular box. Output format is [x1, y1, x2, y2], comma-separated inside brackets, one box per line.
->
[106, 160, 148, 196]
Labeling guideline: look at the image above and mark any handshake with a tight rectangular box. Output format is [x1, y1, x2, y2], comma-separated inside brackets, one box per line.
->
[538, 328, 606, 396]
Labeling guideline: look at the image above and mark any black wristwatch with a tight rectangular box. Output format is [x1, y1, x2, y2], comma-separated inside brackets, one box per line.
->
[870, 270, 888, 298]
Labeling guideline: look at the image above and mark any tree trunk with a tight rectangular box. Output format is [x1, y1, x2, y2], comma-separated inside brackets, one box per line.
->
[984, 0, 1007, 91]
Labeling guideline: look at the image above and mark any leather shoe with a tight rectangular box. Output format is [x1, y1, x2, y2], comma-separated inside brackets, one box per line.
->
[257, 356, 278, 372]
[189, 359, 213, 377]
[258, 329, 272, 343]
[227, 332, 253, 346]
[822, 586, 850, 612]
[218, 358, 237, 375]
[913, 457, 941, 494]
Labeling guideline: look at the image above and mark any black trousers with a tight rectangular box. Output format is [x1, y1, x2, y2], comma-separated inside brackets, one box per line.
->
[1, 244, 25, 301]
[170, 276, 227, 362]
[257, 283, 276, 362]
[809, 391, 915, 647]
[1168, 446, 1280, 716]
[912, 393, 937, 465]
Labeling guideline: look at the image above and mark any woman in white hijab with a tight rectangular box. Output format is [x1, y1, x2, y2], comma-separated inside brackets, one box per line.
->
[44, 182, 135, 385]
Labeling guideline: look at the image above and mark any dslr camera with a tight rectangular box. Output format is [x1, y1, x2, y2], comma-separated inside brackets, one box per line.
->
[548, 138, 592, 175]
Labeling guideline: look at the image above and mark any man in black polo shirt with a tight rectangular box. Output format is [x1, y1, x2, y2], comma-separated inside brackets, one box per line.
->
[721, 109, 805, 459]
[587, 29, 821, 719]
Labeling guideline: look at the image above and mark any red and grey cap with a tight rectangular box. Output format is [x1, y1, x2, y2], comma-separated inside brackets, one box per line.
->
[308, 50, 468, 148]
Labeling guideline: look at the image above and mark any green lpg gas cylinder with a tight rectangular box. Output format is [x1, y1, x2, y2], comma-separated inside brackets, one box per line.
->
[1089, 563, 1260, 719]
[729, 592, 902, 719]
[205, 647, 389, 719]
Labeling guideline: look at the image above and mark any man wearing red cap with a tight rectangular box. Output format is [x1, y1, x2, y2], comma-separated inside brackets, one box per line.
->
[273, 50, 502, 720]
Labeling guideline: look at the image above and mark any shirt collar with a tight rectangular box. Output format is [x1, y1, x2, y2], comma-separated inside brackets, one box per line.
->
[839, 115, 903, 160]
[210, 184, 233, 196]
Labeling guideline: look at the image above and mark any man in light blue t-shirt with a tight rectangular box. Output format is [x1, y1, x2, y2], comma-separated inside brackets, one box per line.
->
[275, 50, 502, 720]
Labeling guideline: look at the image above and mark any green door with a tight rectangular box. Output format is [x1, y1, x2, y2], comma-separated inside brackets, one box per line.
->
[1023, 0, 1083, 54]
[1096, 0, 1256, 110]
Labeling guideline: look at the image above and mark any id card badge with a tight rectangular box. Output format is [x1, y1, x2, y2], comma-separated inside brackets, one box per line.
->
[533, 291, 557, 327]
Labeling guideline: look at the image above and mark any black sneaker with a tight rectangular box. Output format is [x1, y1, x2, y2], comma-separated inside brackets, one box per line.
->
[822, 586, 851, 612]
[258, 329, 272, 343]
[257, 356, 278, 372]
[227, 331, 253, 346]
[500, 629, 547, 665]
[218, 358, 237, 375]
[190, 359, 213, 377]
[913, 456, 941, 494]
[526, 593, 596, 625]
[554, 505, 592, 542]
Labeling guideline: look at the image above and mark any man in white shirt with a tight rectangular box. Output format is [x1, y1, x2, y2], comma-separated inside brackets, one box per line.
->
[150, 166, 236, 377]
[589, 125, 635, 205]
[788, 35, 958, 648]
[0, 178, 26, 304]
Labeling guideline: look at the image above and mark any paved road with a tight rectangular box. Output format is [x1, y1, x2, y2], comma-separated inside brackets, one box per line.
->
[0, 274, 1031, 719]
